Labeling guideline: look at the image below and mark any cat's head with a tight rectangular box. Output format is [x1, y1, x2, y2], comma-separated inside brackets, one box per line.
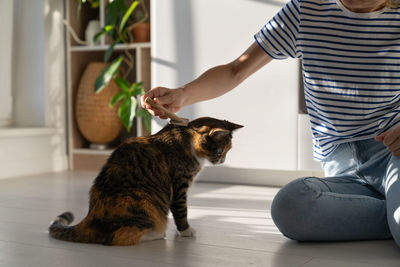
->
[188, 117, 243, 164]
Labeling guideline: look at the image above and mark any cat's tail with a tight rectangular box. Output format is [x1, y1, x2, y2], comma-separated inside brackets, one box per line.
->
[48, 212, 97, 243]
[48, 212, 77, 241]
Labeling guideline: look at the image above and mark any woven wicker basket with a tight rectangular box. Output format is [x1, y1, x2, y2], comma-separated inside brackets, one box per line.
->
[75, 62, 122, 146]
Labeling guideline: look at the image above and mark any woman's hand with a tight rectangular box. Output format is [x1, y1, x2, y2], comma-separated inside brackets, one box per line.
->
[375, 126, 400, 156]
[141, 87, 186, 119]
[141, 42, 273, 120]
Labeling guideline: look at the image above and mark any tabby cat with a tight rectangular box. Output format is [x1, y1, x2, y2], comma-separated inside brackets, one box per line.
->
[49, 117, 243, 246]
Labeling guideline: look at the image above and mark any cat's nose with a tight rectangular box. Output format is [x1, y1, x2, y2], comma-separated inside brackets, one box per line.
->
[218, 158, 225, 164]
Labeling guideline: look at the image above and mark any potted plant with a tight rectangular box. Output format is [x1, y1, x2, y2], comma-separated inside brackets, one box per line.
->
[93, 0, 151, 133]
[132, 10, 150, 42]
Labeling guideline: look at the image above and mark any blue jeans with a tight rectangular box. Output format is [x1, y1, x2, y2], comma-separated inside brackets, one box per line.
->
[271, 138, 400, 248]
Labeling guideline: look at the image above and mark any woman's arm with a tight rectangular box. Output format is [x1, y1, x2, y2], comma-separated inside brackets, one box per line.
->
[142, 41, 272, 117]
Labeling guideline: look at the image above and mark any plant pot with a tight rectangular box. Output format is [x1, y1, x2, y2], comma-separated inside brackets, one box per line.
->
[75, 62, 123, 149]
[132, 23, 150, 42]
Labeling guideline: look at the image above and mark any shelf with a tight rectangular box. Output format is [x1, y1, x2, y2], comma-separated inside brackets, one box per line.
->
[70, 42, 151, 52]
[66, 0, 151, 171]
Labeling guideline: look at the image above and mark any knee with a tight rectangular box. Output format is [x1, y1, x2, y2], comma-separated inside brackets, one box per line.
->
[271, 177, 321, 240]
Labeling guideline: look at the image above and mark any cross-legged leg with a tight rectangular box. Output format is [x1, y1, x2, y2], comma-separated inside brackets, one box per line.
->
[271, 176, 392, 241]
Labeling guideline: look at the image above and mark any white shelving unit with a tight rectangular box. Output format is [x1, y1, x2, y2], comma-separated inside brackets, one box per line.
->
[70, 42, 151, 52]
[65, 0, 151, 170]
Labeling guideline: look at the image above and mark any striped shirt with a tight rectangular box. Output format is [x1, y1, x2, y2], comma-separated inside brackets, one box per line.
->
[254, 0, 400, 161]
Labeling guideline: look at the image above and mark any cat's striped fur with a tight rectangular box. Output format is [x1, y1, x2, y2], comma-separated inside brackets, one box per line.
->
[49, 117, 243, 246]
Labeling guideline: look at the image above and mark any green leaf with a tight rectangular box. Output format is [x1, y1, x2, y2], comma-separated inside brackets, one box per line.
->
[112, 0, 127, 14]
[93, 31, 103, 44]
[143, 115, 151, 133]
[88, 0, 99, 8]
[118, 98, 131, 131]
[114, 77, 130, 92]
[109, 91, 125, 107]
[130, 96, 138, 122]
[105, 0, 128, 41]
[118, 96, 137, 131]
[77, 0, 82, 21]
[104, 42, 116, 62]
[137, 107, 152, 132]
[105, 25, 113, 32]
[93, 25, 113, 44]
[131, 82, 144, 96]
[106, 2, 118, 26]
[120, 0, 140, 32]
[94, 56, 123, 93]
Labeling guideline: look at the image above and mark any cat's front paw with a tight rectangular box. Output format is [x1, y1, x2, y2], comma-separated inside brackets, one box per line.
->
[179, 226, 196, 237]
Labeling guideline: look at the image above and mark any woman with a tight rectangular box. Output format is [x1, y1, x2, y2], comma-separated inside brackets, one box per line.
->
[142, 0, 400, 248]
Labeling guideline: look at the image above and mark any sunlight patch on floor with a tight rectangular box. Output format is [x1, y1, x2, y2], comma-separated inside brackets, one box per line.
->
[192, 192, 274, 201]
[187, 206, 270, 219]
[181, 205, 281, 235]
[191, 184, 277, 201]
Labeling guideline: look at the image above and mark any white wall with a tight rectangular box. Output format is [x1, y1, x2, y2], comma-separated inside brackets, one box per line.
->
[0, 1, 14, 127]
[152, 0, 301, 171]
[0, 0, 68, 179]
[13, 0, 46, 126]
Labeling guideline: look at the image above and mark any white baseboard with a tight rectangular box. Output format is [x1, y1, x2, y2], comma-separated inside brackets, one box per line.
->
[197, 166, 324, 187]
[0, 118, 11, 127]
[0, 127, 68, 179]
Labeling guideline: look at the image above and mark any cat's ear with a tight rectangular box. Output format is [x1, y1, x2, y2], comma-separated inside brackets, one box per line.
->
[209, 128, 230, 141]
[224, 121, 244, 131]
